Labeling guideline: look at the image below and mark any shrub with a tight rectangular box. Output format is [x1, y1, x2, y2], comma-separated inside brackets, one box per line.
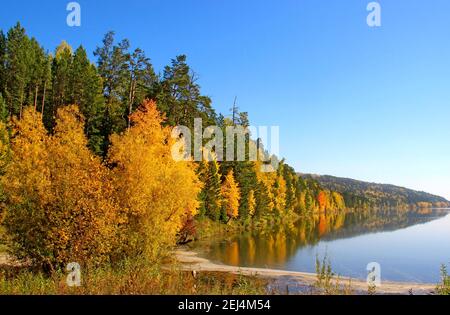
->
[1, 106, 120, 271]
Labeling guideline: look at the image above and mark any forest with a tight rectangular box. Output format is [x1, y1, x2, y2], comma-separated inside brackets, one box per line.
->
[1, 22, 448, 273]
[0, 23, 347, 271]
[302, 174, 450, 210]
[0, 22, 449, 296]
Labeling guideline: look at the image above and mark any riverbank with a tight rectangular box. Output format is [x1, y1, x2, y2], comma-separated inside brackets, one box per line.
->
[174, 248, 437, 295]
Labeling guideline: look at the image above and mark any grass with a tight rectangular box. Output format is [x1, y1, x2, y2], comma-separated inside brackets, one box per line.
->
[312, 255, 354, 295]
[436, 264, 450, 295]
[0, 258, 268, 295]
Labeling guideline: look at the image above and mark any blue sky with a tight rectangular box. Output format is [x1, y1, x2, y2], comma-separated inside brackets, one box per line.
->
[1, 0, 449, 199]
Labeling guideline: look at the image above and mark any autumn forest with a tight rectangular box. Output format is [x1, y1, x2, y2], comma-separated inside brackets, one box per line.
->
[0, 22, 449, 294]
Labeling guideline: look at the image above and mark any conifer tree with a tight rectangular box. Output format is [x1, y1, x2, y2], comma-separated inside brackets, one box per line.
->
[0, 93, 7, 122]
[156, 55, 216, 129]
[3, 22, 30, 118]
[197, 156, 223, 221]
[69, 46, 106, 154]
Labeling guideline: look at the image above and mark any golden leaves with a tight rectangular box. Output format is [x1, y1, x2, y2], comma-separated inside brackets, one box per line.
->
[107, 100, 202, 261]
[221, 170, 241, 219]
[2, 106, 118, 268]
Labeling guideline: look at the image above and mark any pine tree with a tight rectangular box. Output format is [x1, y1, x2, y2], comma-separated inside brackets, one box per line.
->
[0, 30, 6, 96]
[94, 31, 131, 152]
[255, 181, 272, 217]
[126, 48, 156, 128]
[69, 46, 106, 154]
[27, 38, 47, 111]
[0, 93, 7, 122]
[40, 54, 52, 118]
[49, 41, 72, 128]
[197, 155, 223, 221]
[3, 22, 30, 118]
[156, 55, 216, 129]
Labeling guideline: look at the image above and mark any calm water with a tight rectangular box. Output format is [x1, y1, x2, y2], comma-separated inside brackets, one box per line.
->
[197, 208, 450, 283]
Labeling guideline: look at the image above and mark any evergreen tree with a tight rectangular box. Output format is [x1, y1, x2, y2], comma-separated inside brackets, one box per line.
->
[69, 46, 106, 154]
[3, 22, 30, 118]
[26, 38, 47, 110]
[0, 93, 7, 122]
[255, 181, 272, 217]
[126, 48, 157, 128]
[49, 41, 72, 128]
[40, 54, 52, 116]
[94, 31, 131, 152]
[0, 30, 6, 95]
[156, 55, 216, 129]
[198, 156, 223, 221]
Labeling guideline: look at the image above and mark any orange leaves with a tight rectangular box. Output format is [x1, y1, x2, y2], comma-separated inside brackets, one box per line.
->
[317, 191, 327, 211]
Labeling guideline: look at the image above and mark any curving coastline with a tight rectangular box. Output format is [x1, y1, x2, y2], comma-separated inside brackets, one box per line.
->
[174, 248, 436, 295]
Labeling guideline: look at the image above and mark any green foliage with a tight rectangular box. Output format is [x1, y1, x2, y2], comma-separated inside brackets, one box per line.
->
[0, 259, 268, 295]
[0, 93, 7, 122]
[198, 159, 223, 221]
[436, 264, 450, 295]
[94, 32, 157, 154]
[156, 55, 216, 129]
[314, 255, 353, 295]
[0, 23, 355, 275]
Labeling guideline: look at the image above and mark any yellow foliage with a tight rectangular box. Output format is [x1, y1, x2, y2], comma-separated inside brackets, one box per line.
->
[1, 106, 120, 270]
[221, 170, 241, 219]
[107, 100, 202, 261]
[248, 190, 256, 217]
[0, 121, 10, 173]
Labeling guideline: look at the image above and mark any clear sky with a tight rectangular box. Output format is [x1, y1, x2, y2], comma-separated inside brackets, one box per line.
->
[1, 0, 449, 199]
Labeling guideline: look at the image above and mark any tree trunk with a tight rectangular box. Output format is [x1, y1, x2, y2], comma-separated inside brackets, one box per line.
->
[34, 85, 39, 110]
[41, 81, 47, 114]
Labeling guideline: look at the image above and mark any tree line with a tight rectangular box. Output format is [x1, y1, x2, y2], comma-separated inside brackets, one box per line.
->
[0, 23, 347, 270]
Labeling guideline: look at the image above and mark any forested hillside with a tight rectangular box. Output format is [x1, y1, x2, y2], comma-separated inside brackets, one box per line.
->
[301, 174, 450, 209]
[0, 23, 352, 269]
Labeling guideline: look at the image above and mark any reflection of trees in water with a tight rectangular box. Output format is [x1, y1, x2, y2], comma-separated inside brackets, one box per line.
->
[206, 208, 449, 267]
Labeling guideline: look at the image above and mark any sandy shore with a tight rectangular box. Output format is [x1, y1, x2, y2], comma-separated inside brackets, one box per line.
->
[174, 249, 436, 295]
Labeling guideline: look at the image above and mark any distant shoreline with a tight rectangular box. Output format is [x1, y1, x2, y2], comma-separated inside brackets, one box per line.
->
[174, 248, 436, 295]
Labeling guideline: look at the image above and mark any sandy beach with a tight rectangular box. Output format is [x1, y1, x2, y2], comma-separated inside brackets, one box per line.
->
[174, 249, 437, 295]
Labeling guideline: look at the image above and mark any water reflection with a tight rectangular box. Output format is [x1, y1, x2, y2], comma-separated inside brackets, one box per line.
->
[198, 208, 450, 282]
